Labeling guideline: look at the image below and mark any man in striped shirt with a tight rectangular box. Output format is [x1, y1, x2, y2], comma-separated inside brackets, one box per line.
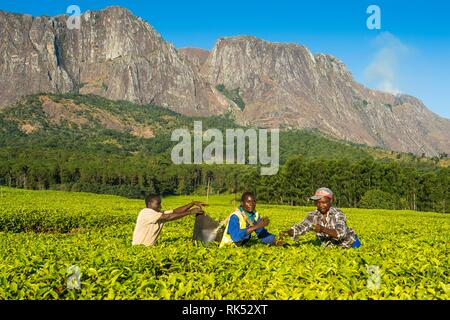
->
[280, 187, 361, 248]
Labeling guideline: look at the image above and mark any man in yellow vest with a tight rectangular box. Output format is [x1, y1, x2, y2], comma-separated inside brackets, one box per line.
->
[220, 192, 283, 247]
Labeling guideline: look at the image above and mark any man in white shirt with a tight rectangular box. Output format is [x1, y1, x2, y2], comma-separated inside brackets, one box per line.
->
[132, 194, 206, 246]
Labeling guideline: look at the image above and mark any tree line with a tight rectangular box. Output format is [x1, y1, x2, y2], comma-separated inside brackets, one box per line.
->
[1, 148, 448, 213]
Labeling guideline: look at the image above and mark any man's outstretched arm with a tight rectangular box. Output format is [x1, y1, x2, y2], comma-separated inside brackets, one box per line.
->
[172, 201, 208, 214]
[158, 207, 203, 222]
[279, 213, 314, 240]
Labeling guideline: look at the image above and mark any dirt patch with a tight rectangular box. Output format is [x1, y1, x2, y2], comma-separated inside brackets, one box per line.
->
[89, 106, 155, 138]
[67, 227, 85, 235]
[20, 122, 40, 134]
[40, 96, 88, 126]
[37, 95, 157, 138]
[92, 108, 127, 131]
[131, 127, 154, 138]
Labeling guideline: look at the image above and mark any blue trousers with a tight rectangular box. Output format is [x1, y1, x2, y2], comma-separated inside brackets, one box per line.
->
[351, 235, 361, 248]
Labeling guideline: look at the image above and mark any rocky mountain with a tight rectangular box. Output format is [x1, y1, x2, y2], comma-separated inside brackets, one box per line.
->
[0, 7, 234, 116]
[179, 48, 210, 70]
[201, 36, 450, 156]
[0, 6, 449, 156]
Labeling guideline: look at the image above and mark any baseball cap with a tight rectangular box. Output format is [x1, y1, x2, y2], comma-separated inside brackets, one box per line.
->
[309, 187, 334, 200]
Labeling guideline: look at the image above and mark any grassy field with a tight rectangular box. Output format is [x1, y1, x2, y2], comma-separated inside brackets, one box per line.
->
[0, 187, 448, 299]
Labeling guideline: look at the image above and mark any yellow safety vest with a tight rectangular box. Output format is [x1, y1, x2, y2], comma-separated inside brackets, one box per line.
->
[219, 208, 260, 248]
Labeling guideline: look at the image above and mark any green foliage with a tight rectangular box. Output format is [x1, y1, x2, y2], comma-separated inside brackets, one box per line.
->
[0, 188, 448, 299]
[279, 129, 371, 161]
[0, 148, 448, 212]
[0, 188, 137, 232]
[358, 189, 399, 210]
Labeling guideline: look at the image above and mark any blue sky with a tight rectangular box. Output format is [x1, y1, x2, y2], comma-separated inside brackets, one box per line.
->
[1, 0, 449, 118]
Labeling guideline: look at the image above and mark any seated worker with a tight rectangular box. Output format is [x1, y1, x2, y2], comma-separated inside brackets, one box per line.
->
[279, 187, 361, 248]
[132, 194, 206, 246]
[220, 191, 283, 247]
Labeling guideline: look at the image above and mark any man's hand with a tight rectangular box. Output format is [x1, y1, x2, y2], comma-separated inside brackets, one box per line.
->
[313, 224, 323, 233]
[246, 217, 270, 235]
[273, 238, 285, 246]
[190, 207, 204, 215]
[191, 201, 208, 208]
[173, 201, 207, 215]
[254, 217, 270, 229]
[279, 229, 294, 239]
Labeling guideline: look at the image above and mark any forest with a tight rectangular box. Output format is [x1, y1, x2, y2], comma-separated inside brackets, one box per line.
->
[0, 93, 448, 213]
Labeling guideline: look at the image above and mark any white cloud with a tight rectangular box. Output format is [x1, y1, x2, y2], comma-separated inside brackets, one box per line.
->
[364, 32, 410, 95]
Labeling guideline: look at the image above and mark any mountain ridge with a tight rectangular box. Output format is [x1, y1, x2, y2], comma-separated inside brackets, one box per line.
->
[1, 92, 448, 167]
[0, 6, 449, 156]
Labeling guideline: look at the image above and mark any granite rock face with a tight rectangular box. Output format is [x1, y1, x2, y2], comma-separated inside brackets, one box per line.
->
[179, 48, 210, 70]
[202, 36, 450, 155]
[0, 7, 232, 116]
[0, 7, 449, 155]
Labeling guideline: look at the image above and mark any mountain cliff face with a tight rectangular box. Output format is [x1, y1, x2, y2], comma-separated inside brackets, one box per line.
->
[179, 48, 210, 70]
[0, 7, 233, 116]
[201, 36, 450, 155]
[0, 6, 449, 156]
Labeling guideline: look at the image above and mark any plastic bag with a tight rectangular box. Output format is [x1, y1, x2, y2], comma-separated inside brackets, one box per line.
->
[193, 214, 225, 244]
